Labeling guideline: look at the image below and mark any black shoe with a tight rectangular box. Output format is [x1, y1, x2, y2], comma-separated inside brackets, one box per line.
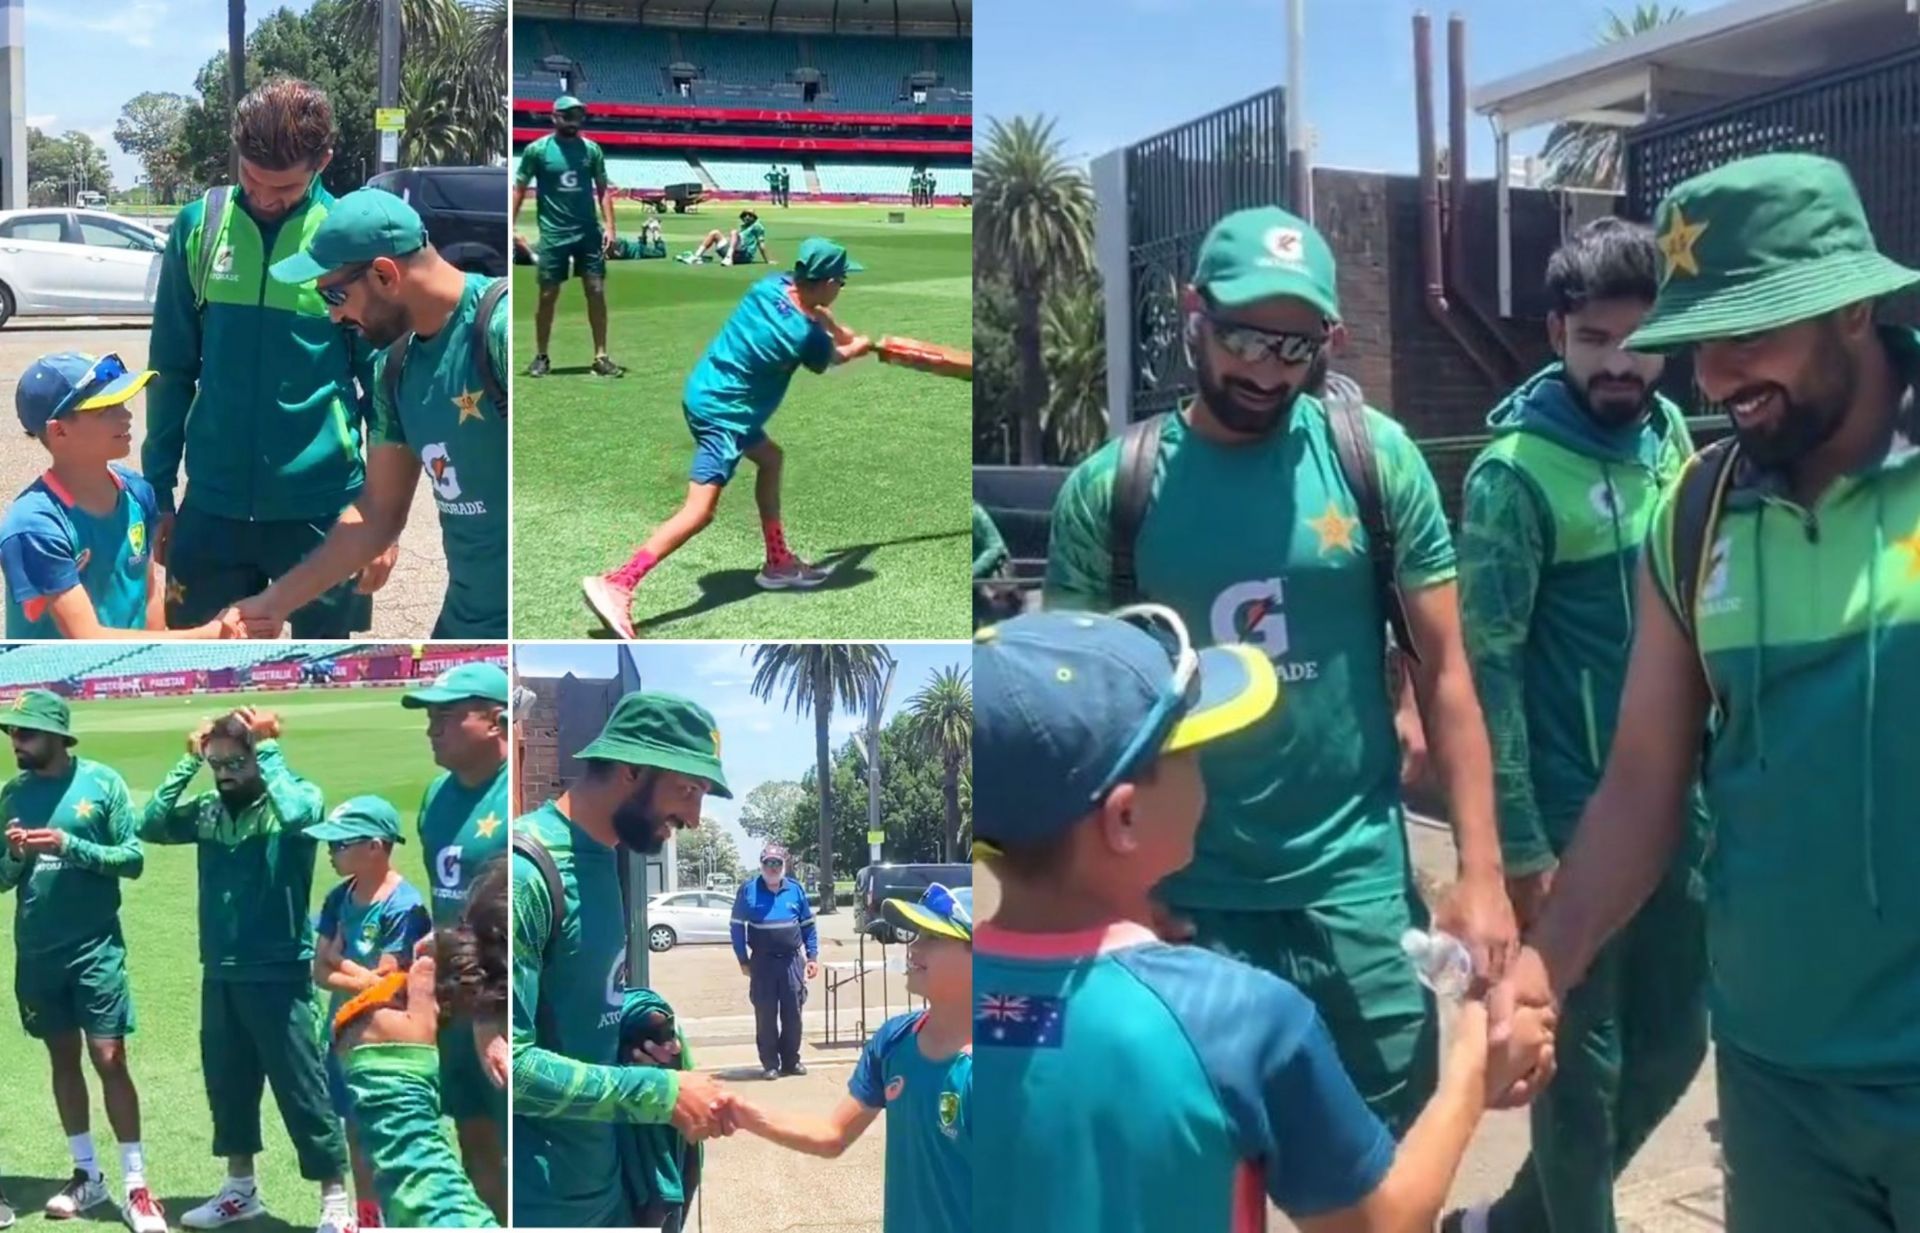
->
[782, 1062, 808, 1076]
[528, 354, 551, 378]
[762, 1067, 780, 1081]
[591, 355, 626, 378]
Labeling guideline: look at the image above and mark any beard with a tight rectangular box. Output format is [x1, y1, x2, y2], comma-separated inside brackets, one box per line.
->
[1574, 372, 1653, 430]
[1194, 345, 1304, 437]
[217, 778, 266, 815]
[1727, 329, 1854, 470]
[556, 123, 582, 138]
[12, 743, 52, 772]
[345, 299, 409, 349]
[609, 772, 684, 855]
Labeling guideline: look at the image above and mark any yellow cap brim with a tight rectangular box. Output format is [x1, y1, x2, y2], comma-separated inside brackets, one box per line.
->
[1163, 644, 1281, 753]
[73, 369, 156, 411]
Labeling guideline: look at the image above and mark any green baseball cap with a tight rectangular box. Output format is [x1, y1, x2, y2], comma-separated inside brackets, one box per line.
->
[308, 795, 405, 845]
[573, 692, 731, 798]
[553, 95, 585, 115]
[0, 690, 74, 744]
[1626, 153, 1920, 353]
[1193, 206, 1340, 319]
[269, 188, 428, 286]
[795, 237, 864, 282]
[402, 662, 510, 709]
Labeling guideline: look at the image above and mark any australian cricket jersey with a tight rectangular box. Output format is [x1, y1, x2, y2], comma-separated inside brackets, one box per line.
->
[1644, 325, 1920, 1082]
[138, 741, 326, 980]
[516, 135, 609, 248]
[1045, 398, 1457, 910]
[0, 758, 142, 957]
[849, 1010, 971, 1233]
[316, 875, 431, 1019]
[1, 465, 160, 638]
[370, 273, 508, 637]
[975, 921, 1392, 1232]
[682, 275, 836, 438]
[418, 762, 510, 929]
[511, 801, 677, 1228]
[345, 1043, 502, 1228]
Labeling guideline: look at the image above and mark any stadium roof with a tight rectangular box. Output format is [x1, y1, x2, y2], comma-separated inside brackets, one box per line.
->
[514, 0, 969, 36]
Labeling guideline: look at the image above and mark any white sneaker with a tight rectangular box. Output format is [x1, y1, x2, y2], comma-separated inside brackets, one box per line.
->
[45, 1170, 109, 1219]
[124, 1187, 168, 1233]
[180, 1183, 265, 1229]
[0, 1188, 16, 1228]
[755, 559, 832, 591]
[315, 1201, 356, 1233]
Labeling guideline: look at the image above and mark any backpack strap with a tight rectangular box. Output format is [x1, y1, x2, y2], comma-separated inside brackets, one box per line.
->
[382, 332, 414, 417]
[1109, 412, 1167, 607]
[471, 279, 510, 418]
[190, 186, 232, 311]
[1668, 436, 1740, 711]
[510, 830, 567, 960]
[1324, 374, 1421, 664]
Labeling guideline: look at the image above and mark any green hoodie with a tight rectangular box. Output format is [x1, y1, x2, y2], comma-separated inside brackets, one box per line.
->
[144, 182, 378, 521]
[1459, 364, 1698, 873]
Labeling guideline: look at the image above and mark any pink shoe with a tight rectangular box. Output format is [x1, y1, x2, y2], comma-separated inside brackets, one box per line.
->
[582, 574, 638, 639]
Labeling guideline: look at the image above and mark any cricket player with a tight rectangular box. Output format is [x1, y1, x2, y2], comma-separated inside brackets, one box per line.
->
[239, 189, 508, 639]
[146, 77, 393, 637]
[973, 608, 1555, 1232]
[3, 352, 231, 639]
[582, 238, 875, 638]
[1493, 153, 1920, 1233]
[764, 164, 781, 204]
[402, 661, 511, 1219]
[682, 210, 773, 266]
[1448, 219, 1709, 1233]
[140, 708, 352, 1233]
[1044, 205, 1517, 1135]
[0, 692, 166, 1233]
[734, 884, 972, 1233]
[729, 844, 819, 1080]
[511, 691, 738, 1227]
[514, 95, 623, 379]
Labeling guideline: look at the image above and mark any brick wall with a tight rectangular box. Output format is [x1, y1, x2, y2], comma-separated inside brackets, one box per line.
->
[514, 676, 564, 816]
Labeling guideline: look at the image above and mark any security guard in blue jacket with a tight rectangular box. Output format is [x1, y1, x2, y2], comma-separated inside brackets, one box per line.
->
[730, 845, 818, 1080]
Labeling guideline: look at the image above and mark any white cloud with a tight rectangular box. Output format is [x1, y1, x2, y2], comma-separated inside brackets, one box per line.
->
[30, 1, 169, 49]
[25, 115, 54, 130]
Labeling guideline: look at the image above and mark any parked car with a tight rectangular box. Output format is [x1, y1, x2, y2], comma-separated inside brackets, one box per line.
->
[367, 165, 508, 277]
[0, 208, 166, 325]
[854, 862, 973, 944]
[646, 889, 736, 952]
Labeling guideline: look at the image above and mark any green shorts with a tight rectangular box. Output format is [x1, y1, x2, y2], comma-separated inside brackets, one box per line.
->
[16, 937, 135, 1040]
[437, 1016, 499, 1123]
[537, 236, 606, 285]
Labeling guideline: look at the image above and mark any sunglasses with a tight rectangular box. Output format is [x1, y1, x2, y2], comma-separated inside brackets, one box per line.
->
[1089, 603, 1200, 801]
[1204, 313, 1327, 366]
[328, 838, 372, 853]
[317, 263, 374, 307]
[53, 353, 130, 419]
[205, 754, 249, 773]
[762, 859, 785, 869]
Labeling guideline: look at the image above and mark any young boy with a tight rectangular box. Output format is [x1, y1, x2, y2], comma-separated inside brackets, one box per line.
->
[733, 884, 972, 1233]
[972, 608, 1557, 1233]
[582, 238, 874, 638]
[2, 352, 228, 639]
[310, 796, 432, 1231]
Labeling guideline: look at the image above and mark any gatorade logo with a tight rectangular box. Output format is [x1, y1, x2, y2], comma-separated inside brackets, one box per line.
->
[435, 845, 462, 890]
[212, 246, 236, 279]
[1211, 579, 1318, 680]
[1699, 533, 1741, 617]
[560, 170, 581, 191]
[1263, 227, 1304, 266]
[1589, 478, 1621, 521]
[422, 443, 462, 501]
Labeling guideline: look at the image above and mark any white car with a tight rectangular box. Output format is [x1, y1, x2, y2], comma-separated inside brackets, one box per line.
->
[646, 889, 736, 952]
[0, 208, 166, 325]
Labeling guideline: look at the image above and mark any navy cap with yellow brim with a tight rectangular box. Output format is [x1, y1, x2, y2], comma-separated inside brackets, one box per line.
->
[16, 352, 156, 436]
[270, 188, 428, 286]
[883, 884, 973, 943]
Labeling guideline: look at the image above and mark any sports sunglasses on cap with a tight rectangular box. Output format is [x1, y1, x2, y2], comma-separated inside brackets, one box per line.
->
[1088, 602, 1200, 802]
[53, 353, 130, 418]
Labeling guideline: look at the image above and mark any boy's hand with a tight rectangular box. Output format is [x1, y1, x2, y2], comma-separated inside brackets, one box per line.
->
[475, 1021, 509, 1088]
[845, 334, 874, 359]
[670, 1071, 735, 1141]
[629, 1037, 682, 1068]
[1486, 1000, 1557, 1107]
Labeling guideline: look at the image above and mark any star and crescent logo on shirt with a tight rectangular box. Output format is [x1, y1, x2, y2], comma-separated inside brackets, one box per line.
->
[454, 389, 485, 424]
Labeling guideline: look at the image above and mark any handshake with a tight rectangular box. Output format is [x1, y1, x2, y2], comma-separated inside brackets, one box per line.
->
[162, 540, 401, 640]
[625, 1037, 751, 1142]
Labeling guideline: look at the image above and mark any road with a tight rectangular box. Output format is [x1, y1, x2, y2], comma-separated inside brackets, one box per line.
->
[0, 321, 446, 638]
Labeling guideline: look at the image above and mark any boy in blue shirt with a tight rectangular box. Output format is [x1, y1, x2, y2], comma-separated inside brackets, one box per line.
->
[582, 238, 874, 639]
[2, 352, 229, 640]
[972, 607, 1557, 1233]
[309, 796, 432, 1231]
[734, 884, 971, 1233]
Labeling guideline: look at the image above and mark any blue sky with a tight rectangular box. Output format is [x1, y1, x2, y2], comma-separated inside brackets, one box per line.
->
[976, 0, 1733, 174]
[513, 643, 971, 867]
[22, 0, 322, 188]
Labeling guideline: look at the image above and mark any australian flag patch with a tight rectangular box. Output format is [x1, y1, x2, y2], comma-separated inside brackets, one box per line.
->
[976, 991, 1065, 1047]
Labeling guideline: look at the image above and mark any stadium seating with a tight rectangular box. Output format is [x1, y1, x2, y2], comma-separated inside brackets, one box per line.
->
[702, 159, 810, 196]
[85, 644, 322, 679]
[929, 166, 973, 196]
[605, 155, 701, 190]
[802, 36, 919, 111]
[809, 163, 967, 196]
[0, 644, 143, 687]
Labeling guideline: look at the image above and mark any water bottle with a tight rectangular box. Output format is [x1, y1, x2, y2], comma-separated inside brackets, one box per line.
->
[1401, 928, 1474, 998]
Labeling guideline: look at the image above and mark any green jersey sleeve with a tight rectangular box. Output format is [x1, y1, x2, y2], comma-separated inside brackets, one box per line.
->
[591, 144, 610, 192]
[370, 350, 405, 448]
[256, 742, 325, 833]
[1370, 409, 1457, 589]
[0, 782, 25, 891]
[344, 1044, 501, 1228]
[60, 770, 144, 881]
[514, 141, 539, 189]
[139, 756, 207, 844]
[972, 503, 1009, 579]
[1458, 460, 1554, 874]
[1042, 442, 1125, 611]
[487, 288, 509, 392]
[1643, 465, 1689, 630]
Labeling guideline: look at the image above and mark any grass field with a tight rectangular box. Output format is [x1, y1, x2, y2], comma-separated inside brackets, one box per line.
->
[0, 687, 442, 1232]
[511, 201, 973, 639]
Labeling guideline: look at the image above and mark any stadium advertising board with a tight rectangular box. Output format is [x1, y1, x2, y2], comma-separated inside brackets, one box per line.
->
[82, 671, 209, 699]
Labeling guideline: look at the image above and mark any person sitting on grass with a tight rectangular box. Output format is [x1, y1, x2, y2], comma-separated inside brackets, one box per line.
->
[2, 352, 230, 640]
[681, 211, 773, 267]
[731, 884, 972, 1233]
[310, 796, 432, 1231]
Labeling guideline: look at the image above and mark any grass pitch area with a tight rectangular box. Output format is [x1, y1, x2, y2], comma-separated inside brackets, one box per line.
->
[511, 201, 973, 639]
[0, 687, 441, 1231]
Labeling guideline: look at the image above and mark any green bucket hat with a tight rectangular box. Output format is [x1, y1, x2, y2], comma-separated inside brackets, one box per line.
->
[574, 692, 731, 798]
[270, 188, 428, 286]
[0, 690, 75, 744]
[795, 237, 864, 282]
[553, 95, 585, 116]
[1193, 206, 1340, 320]
[1626, 153, 1920, 353]
[308, 795, 405, 845]
[402, 662, 510, 709]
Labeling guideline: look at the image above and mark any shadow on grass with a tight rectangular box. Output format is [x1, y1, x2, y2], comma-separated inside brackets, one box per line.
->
[153, 1194, 304, 1233]
[525, 366, 627, 378]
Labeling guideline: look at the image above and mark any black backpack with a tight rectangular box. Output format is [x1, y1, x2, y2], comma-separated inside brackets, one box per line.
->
[1664, 436, 1742, 715]
[383, 279, 510, 418]
[1109, 373, 1421, 663]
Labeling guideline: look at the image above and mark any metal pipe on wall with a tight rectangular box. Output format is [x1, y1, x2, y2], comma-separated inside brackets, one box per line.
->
[1287, 0, 1313, 221]
[1447, 12, 1523, 374]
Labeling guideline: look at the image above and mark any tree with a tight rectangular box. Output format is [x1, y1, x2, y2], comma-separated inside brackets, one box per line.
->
[114, 92, 192, 205]
[27, 129, 114, 206]
[1539, 4, 1688, 189]
[973, 274, 1021, 463]
[737, 780, 807, 853]
[976, 115, 1095, 466]
[677, 822, 743, 888]
[788, 718, 962, 872]
[748, 644, 894, 910]
[903, 666, 972, 861]
[1041, 281, 1109, 463]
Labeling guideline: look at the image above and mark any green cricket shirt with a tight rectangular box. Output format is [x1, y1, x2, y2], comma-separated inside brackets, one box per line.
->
[345, 1043, 501, 1227]
[0, 759, 142, 958]
[418, 762, 510, 930]
[516, 136, 609, 249]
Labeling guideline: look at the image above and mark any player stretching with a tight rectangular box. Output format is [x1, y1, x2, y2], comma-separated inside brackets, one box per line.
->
[681, 211, 773, 267]
[581, 238, 873, 639]
[513, 96, 623, 379]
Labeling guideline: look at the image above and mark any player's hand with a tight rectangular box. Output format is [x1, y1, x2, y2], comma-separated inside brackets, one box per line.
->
[235, 594, 287, 640]
[237, 707, 281, 739]
[1487, 944, 1562, 1107]
[669, 1070, 733, 1141]
[5, 822, 28, 857]
[18, 828, 66, 856]
[739, 961, 751, 977]
[187, 719, 213, 757]
[1434, 869, 1519, 984]
[846, 334, 874, 359]
[475, 1020, 509, 1088]
[338, 953, 439, 1051]
[203, 611, 242, 640]
[154, 513, 175, 569]
[1484, 997, 1556, 1107]
[603, 232, 615, 256]
[1506, 866, 1557, 933]
[356, 544, 399, 596]
[804, 960, 819, 981]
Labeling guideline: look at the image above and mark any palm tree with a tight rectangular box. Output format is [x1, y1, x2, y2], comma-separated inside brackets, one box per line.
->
[1540, 4, 1689, 188]
[904, 667, 971, 861]
[338, 0, 462, 53]
[1041, 283, 1108, 463]
[975, 115, 1094, 465]
[748, 645, 894, 911]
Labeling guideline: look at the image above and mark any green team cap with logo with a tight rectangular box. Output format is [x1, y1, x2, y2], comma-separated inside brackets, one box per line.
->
[573, 691, 732, 798]
[402, 662, 510, 709]
[1193, 205, 1340, 320]
[269, 188, 428, 285]
[0, 690, 74, 744]
[1626, 153, 1920, 353]
[308, 795, 406, 844]
[794, 237, 864, 282]
[553, 95, 585, 115]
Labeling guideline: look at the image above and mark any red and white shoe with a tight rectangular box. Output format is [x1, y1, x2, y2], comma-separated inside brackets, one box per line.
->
[123, 1187, 168, 1233]
[755, 558, 832, 591]
[180, 1182, 264, 1229]
[581, 573, 639, 639]
[354, 1199, 382, 1229]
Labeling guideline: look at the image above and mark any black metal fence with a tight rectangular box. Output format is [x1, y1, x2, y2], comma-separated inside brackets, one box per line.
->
[1123, 86, 1290, 422]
